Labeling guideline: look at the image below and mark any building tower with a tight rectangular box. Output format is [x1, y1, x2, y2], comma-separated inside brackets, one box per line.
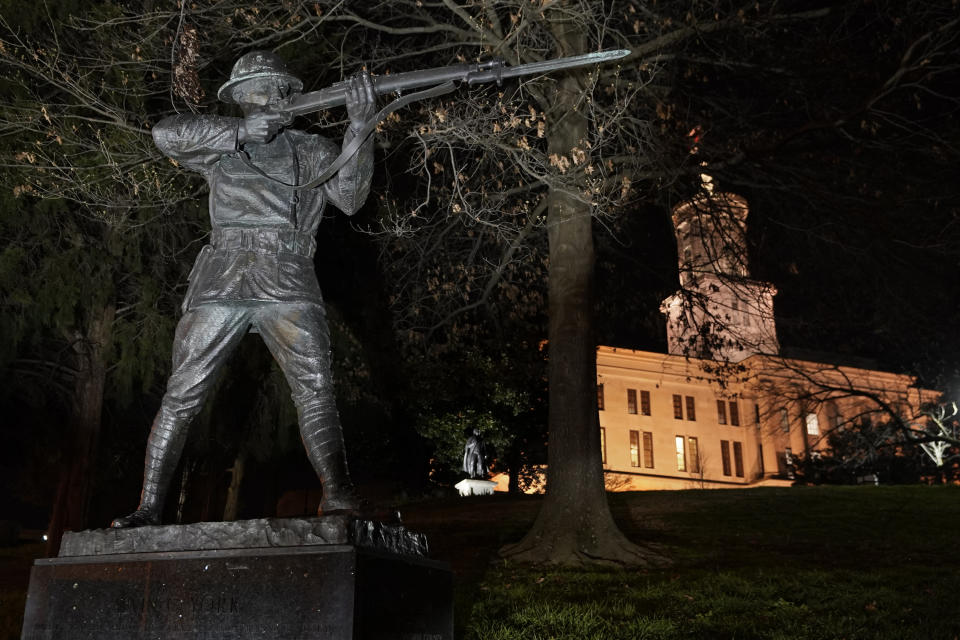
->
[660, 189, 779, 362]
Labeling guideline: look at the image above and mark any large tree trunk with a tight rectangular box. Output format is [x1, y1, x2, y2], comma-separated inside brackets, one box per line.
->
[501, 9, 667, 567]
[46, 302, 115, 556]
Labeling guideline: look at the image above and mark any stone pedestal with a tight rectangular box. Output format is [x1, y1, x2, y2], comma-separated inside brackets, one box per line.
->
[454, 478, 497, 497]
[22, 517, 452, 640]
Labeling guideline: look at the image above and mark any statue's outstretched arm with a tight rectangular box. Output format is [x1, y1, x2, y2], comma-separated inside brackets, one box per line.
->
[153, 115, 242, 175]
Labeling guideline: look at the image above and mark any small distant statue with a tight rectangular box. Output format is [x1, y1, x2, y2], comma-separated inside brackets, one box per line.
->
[462, 429, 488, 479]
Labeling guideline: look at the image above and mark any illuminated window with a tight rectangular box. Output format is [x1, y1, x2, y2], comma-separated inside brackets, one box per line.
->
[729, 401, 740, 426]
[805, 412, 820, 436]
[780, 408, 789, 432]
[643, 431, 654, 468]
[717, 400, 727, 425]
[630, 430, 640, 467]
[673, 394, 683, 419]
[627, 389, 637, 414]
[675, 436, 687, 472]
[600, 427, 606, 464]
[597, 384, 604, 411]
[686, 396, 696, 421]
[733, 441, 744, 478]
[688, 437, 700, 474]
[720, 440, 732, 476]
[640, 390, 651, 416]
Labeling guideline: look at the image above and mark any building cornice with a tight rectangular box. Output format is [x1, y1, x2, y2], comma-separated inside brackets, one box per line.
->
[597, 345, 939, 398]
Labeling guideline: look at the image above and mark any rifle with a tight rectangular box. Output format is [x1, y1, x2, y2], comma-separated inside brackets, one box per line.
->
[267, 49, 631, 123]
[247, 49, 631, 189]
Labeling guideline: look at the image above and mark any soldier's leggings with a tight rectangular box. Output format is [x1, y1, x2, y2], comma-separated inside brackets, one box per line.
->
[137, 301, 355, 517]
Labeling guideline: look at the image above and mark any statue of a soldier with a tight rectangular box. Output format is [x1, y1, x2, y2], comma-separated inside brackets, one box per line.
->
[112, 51, 376, 528]
[462, 429, 489, 479]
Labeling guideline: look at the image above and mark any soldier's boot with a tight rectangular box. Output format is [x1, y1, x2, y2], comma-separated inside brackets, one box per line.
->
[112, 408, 190, 528]
[299, 399, 358, 515]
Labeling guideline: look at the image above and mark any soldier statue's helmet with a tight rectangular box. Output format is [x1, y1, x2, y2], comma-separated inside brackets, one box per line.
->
[217, 51, 304, 104]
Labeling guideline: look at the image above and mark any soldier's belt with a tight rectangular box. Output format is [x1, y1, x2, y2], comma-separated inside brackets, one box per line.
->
[211, 228, 317, 258]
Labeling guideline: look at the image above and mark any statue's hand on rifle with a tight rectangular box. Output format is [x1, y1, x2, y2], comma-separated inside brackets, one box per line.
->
[239, 112, 284, 145]
[345, 71, 376, 131]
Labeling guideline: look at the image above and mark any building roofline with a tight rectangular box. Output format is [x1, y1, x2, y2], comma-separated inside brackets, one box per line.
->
[596, 345, 939, 396]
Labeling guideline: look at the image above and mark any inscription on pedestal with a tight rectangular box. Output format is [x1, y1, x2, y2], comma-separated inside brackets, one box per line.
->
[23, 545, 452, 639]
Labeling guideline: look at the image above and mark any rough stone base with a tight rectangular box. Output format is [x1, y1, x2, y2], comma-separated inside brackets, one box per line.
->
[58, 515, 429, 558]
[22, 518, 451, 639]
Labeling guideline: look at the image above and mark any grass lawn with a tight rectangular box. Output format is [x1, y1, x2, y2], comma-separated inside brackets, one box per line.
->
[404, 485, 960, 640]
[2, 485, 958, 639]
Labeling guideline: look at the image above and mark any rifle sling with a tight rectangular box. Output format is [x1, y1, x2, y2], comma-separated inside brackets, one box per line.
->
[238, 81, 457, 190]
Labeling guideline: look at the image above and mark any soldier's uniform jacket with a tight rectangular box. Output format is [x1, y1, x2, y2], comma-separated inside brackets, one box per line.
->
[152, 115, 373, 310]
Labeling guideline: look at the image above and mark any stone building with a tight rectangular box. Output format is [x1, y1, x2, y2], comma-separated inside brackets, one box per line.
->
[595, 346, 934, 490]
[496, 189, 939, 492]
